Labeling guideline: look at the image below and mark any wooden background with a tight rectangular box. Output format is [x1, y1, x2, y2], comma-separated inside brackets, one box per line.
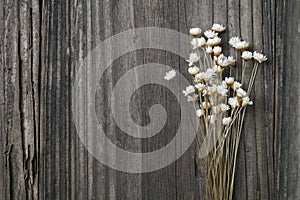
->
[0, 0, 299, 199]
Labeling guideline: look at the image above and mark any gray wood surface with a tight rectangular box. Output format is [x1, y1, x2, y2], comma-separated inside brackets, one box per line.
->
[0, 0, 299, 199]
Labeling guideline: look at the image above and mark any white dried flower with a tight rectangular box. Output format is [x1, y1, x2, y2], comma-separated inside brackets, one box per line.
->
[242, 96, 253, 106]
[186, 53, 199, 66]
[236, 88, 247, 98]
[213, 46, 222, 56]
[228, 97, 240, 108]
[207, 37, 222, 46]
[183, 85, 195, 96]
[195, 73, 204, 83]
[217, 85, 228, 96]
[195, 83, 205, 92]
[202, 69, 216, 82]
[229, 36, 241, 48]
[232, 81, 242, 91]
[217, 54, 230, 67]
[206, 46, 213, 54]
[164, 70, 176, 80]
[235, 41, 249, 51]
[253, 51, 267, 63]
[207, 68, 217, 74]
[225, 77, 234, 86]
[204, 30, 218, 39]
[189, 27, 202, 37]
[241, 51, 253, 61]
[222, 117, 232, 126]
[220, 103, 230, 112]
[212, 23, 226, 32]
[196, 109, 205, 117]
[188, 66, 200, 76]
[191, 37, 206, 49]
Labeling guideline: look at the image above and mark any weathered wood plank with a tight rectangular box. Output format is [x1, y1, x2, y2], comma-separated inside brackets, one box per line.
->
[3, 0, 31, 199]
[234, 0, 255, 197]
[0, 0, 6, 199]
[276, 0, 300, 199]
[178, 1, 213, 199]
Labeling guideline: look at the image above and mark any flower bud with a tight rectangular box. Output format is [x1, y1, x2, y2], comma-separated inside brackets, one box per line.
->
[189, 28, 202, 37]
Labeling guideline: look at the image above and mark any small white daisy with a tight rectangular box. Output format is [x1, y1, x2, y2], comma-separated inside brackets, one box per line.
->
[229, 36, 241, 48]
[222, 117, 232, 126]
[202, 68, 216, 82]
[213, 46, 222, 56]
[217, 54, 230, 67]
[189, 27, 202, 37]
[236, 88, 247, 98]
[235, 41, 249, 51]
[195, 83, 205, 92]
[164, 70, 176, 80]
[211, 23, 226, 32]
[228, 97, 240, 108]
[206, 46, 213, 55]
[183, 85, 195, 96]
[195, 72, 205, 83]
[202, 73, 214, 82]
[204, 30, 218, 39]
[186, 53, 199, 66]
[225, 77, 234, 86]
[253, 51, 267, 63]
[242, 96, 253, 106]
[188, 66, 200, 76]
[241, 51, 253, 61]
[217, 85, 228, 96]
[220, 103, 230, 112]
[232, 81, 242, 91]
[207, 37, 222, 46]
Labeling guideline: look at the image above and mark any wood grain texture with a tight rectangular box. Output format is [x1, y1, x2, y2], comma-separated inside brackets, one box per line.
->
[0, 0, 299, 199]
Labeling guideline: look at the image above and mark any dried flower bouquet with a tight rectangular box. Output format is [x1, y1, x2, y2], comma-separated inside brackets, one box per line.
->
[165, 23, 267, 200]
